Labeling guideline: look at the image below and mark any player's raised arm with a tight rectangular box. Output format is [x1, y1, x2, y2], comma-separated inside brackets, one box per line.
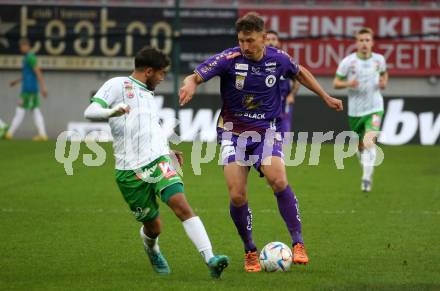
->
[179, 73, 203, 106]
[296, 65, 343, 111]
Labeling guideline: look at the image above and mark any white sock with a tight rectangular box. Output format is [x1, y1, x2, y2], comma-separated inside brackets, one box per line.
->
[139, 226, 160, 253]
[7, 107, 26, 136]
[361, 147, 376, 181]
[182, 216, 214, 263]
[32, 108, 47, 136]
[0, 118, 6, 128]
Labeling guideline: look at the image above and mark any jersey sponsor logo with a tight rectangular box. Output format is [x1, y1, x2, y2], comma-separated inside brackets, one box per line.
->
[234, 112, 266, 120]
[158, 161, 177, 179]
[265, 75, 277, 87]
[242, 95, 261, 110]
[265, 67, 276, 73]
[265, 61, 276, 66]
[235, 75, 245, 90]
[235, 63, 248, 70]
[235, 71, 247, 76]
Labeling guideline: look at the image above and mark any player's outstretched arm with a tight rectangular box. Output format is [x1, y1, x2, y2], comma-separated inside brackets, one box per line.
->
[179, 73, 203, 106]
[84, 102, 130, 121]
[297, 65, 343, 111]
[9, 77, 22, 87]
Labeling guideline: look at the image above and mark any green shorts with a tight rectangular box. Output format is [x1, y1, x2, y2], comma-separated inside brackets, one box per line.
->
[115, 155, 184, 222]
[20, 92, 40, 109]
[348, 111, 384, 141]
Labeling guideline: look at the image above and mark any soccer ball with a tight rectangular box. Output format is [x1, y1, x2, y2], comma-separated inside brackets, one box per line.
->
[259, 241, 292, 272]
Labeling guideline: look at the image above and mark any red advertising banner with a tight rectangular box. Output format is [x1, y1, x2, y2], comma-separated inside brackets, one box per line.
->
[240, 8, 440, 76]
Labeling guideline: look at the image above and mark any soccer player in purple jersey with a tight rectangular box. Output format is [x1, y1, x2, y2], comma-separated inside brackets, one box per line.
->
[179, 12, 343, 272]
[265, 30, 299, 134]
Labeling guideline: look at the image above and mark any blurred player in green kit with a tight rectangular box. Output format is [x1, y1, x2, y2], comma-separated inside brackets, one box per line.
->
[333, 28, 388, 192]
[6, 38, 48, 141]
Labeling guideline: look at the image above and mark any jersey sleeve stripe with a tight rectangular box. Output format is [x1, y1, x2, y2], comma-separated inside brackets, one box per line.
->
[194, 70, 206, 82]
[91, 97, 109, 108]
[335, 73, 347, 80]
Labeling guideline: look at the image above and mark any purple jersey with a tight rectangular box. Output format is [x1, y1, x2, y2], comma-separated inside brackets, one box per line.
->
[279, 76, 292, 114]
[195, 46, 299, 134]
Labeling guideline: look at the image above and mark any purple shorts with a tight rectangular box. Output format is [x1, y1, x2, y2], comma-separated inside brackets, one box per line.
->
[219, 130, 284, 177]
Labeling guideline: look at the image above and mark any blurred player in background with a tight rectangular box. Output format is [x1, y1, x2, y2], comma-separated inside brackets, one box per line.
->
[84, 46, 228, 279]
[333, 27, 388, 192]
[180, 12, 343, 272]
[6, 38, 48, 141]
[265, 30, 299, 134]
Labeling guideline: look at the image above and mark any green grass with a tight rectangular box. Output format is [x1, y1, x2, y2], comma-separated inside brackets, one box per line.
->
[0, 141, 439, 290]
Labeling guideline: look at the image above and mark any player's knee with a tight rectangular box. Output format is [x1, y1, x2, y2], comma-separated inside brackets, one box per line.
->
[173, 202, 195, 221]
[267, 176, 288, 193]
[230, 194, 247, 207]
[228, 185, 247, 206]
[143, 220, 161, 237]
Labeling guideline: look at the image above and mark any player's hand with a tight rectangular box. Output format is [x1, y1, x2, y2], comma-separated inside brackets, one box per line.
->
[379, 78, 387, 90]
[9, 80, 19, 87]
[171, 150, 184, 167]
[179, 85, 195, 106]
[349, 80, 359, 88]
[325, 96, 344, 112]
[110, 103, 130, 117]
[41, 88, 48, 98]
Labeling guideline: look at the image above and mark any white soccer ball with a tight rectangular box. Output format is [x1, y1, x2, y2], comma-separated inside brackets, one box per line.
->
[259, 241, 292, 272]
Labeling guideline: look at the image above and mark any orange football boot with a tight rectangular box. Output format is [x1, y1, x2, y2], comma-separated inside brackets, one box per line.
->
[292, 243, 309, 264]
[244, 251, 261, 272]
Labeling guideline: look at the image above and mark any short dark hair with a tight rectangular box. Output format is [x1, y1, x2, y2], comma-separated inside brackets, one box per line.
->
[266, 30, 279, 36]
[134, 46, 170, 71]
[235, 12, 264, 33]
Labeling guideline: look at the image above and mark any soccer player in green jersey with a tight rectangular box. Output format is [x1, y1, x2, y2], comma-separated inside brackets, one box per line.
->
[6, 38, 48, 141]
[84, 46, 228, 278]
[333, 27, 388, 192]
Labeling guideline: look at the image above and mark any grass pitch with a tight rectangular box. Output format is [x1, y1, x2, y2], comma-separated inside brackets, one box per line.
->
[0, 141, 439, 290]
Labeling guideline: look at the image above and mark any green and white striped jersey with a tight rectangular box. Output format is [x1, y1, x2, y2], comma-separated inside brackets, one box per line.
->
[92, 76, 169, 170]
[336, 52, 387, 117]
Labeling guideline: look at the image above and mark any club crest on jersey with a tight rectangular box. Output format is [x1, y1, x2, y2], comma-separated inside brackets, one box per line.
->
[158, 161, 177, 179]
[235, 75, 245, 90]
[124, 81, 135, 98]
[265, 75, 277, 87]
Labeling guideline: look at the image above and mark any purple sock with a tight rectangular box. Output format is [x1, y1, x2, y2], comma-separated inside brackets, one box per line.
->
[275, 185, 304, 246]
[229, 202, 257, 252]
